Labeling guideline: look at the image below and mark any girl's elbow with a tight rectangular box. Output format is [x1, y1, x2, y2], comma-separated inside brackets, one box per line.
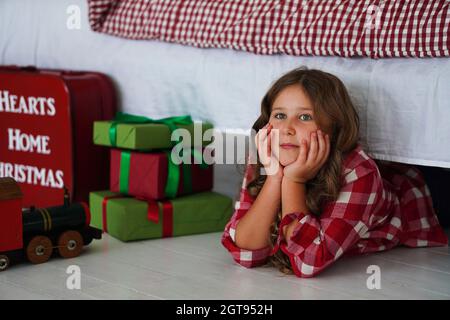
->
[235, 235, 270, 251]
[234, 226, 270, 251]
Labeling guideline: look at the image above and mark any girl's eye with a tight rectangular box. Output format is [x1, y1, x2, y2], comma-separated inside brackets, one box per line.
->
[299, 114, 313, 121]
[273, 113, 286, 120]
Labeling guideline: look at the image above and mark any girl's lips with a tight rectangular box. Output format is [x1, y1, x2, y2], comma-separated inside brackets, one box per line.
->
[280, 143, 299, 149]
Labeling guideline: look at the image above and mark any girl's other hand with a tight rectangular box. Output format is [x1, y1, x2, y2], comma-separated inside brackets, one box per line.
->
[255, 123, 283, 182]
[283, 129, 330, 184]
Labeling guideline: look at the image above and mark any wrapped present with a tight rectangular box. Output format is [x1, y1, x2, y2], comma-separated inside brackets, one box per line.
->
[93, 112, 213, 150]
[110, 148, 213, 200]
[89, 190, 233, 242]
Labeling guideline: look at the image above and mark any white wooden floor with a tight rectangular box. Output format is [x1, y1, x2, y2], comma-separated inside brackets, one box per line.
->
[1, 164, 449, 300]
[0, 230, 449, 300]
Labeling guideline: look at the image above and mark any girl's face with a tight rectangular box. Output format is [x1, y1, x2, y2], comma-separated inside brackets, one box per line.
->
[269, 85, 320, 167]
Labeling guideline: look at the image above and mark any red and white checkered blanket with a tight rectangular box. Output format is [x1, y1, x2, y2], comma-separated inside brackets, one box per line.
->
[88, 0, 450, 59]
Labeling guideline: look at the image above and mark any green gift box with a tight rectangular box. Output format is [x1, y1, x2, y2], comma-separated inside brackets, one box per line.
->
[93, 113, 214, 150]
[89, 190, 233, 242]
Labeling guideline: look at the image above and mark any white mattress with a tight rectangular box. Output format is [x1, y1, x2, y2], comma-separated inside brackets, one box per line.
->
[1, 0, 450, 168]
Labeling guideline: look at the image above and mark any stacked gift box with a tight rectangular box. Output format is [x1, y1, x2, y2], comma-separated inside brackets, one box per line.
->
[90, 112, 233, 242]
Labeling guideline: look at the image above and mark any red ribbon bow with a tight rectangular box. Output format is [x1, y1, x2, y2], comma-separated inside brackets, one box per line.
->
[146, 199, 173, 238]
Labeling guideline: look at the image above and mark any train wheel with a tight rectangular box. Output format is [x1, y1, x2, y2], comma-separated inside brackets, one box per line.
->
[0, 255, 10, 272]
[58, 231, 84, 259]
[26, 236, 53, 264]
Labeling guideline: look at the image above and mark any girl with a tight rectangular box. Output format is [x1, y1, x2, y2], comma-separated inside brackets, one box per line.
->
[221, 67, 448, 278]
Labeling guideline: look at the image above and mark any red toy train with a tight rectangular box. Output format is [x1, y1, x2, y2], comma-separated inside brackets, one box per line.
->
[0, 177, 102, 271]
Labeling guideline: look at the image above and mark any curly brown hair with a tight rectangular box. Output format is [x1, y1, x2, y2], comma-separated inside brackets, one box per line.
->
[246, 66, 360, 274]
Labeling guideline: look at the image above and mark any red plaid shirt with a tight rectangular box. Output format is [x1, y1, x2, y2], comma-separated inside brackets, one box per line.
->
[222, 144, 448, 278]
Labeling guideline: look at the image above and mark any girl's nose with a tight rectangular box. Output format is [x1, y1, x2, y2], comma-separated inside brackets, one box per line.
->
[282, 122, 296, 136]
[280, 119, 295, 136]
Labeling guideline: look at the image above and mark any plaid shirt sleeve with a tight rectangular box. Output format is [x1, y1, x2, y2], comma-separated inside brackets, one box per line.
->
[272, 169, 379, 278]
[221, 164, 272, 268]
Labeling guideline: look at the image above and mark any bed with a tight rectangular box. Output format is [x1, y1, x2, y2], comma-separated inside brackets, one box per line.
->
[1, 0, 449, 170]
[1, 0, 450, 297]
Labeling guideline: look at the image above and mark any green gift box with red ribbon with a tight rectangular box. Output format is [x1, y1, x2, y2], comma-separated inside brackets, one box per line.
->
[93, 112, 214, 151]
[89, 190, 233, 242]
[110, 148, 213, 200]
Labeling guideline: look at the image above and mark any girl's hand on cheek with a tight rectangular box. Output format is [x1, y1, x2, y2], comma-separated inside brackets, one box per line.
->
[255, 123, 283, 182]
[283, 130, 330, 184]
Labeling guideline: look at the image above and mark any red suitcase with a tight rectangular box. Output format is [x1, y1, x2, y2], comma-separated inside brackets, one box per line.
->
[0, 66, 117, 208]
